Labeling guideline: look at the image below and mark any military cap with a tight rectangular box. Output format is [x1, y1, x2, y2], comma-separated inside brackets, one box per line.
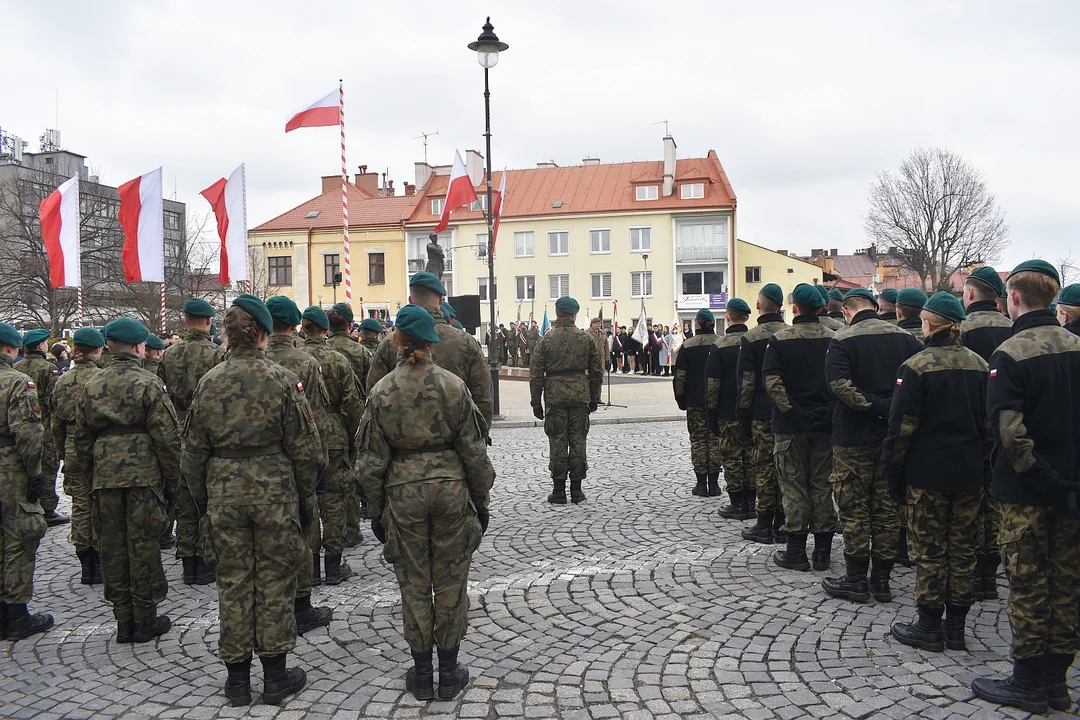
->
[409, 271, 447, 296]
[1050, 301, 1057, 312]
[453, 320, 465, 330]
[791, 283, 825, 310]
[360, 317, 384, 333]
[266, 296, 302, 327]
[896, 288, 928, 309]
[72, 327, 105, 349]
[695, 308, 715, 323]
[105, 318, 150, 344]
[395, 304, 440, 343]
[1008, 259, 1060, 284]
[182, 297, 215, 318]
[815, 284, 830, 303]
[145, 334, 165, 351]
[0, 322, 21, 348]
[22, 329, 50, 348]
[555, 296, 580, 314]
[442, 301, 457, 319]
[231, 294, 273, 334]
[843, 287, 879, 307]
[879, 288, 898, 304]
[761, 283, 784, 306]
[828, 288, 845, 302]
[923, 292, 966, 322]
[968, 266, 1005, 297]
[1057, 284, 1080, 308]
[727, 298, 752, 316]
[330, 302, 353, 322]
[302, 305, 330, 331]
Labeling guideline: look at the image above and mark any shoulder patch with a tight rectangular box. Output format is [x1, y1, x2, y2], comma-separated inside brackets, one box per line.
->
[162, 384, 168, 393]
[990, 369, 998, 378]
[896, 378, 903, 386]
[27, 380, 35, 388]
[51, 369, 59, 375]
[297, 381, 305, 393]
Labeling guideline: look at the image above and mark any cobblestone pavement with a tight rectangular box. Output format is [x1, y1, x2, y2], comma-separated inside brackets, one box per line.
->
[1, 422, 1073, 719]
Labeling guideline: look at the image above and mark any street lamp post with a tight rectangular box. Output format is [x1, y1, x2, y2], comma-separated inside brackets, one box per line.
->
[469, 16, 509, 418]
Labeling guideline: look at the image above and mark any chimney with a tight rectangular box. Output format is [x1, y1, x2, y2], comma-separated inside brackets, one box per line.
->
[811, 248, 823, 258]
[414, 162, 433, 189]
[354, 167, 379, 196]
[776, 250, 788, 257]
[465, 149, 484, 186]
[537, 161, 558, 169]
[386, 179, 395, 196]
[404, 183, 415, 196]
[831, 248, 839, 257]
[662, 135, 677, 197]
[321, 175, 339, 194]
[583, 157, 600, 166]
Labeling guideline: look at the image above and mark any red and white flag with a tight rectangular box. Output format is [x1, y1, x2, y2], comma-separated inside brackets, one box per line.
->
[433, 150, 478, 233]
[40, 175, 80, 288]
[612, 300, 621, 347]
[491, 168, 507, 254]
[201, 165, 248, 285]
[118, 167, 164, 283]
[285, 87, 339, 133]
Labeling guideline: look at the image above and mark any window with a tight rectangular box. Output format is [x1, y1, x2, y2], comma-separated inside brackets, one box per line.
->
[268, 256, 292, 286]
[368, 253, 385, 285]
[636, 185, 658, 201]
[548, 231, 568, 256]
[676, 221, 729, 262]
[631, 271, 653, 298]
[589, 229, 610, 254]
[469, 195, 488, 212]
[548, 274, 570, 300]
[514, 231, 534, 258]
[516, 275, 536, 301]
[324, 254, 340, 285]
[746, 266, 762, 283]
[682, 271, 725, 294]
[431, 198, 444, 216]
[478, 277, 497, 301]
[477, 233, 489, 256]
[630, 227, 651, 252]
[681, 183, 704, 199]
[591, 273, 612, 299]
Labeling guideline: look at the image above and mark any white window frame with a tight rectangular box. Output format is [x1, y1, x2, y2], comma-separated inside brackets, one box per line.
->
[514, 231, 534, 258]
[631, 270, 653, 299]
[477, 233, 489, 255]
[636, 185, 658, 201]
[548, 274, 570, 300]
[548, 231, 569, 257]
[630, 226, 651, 253]
[589, 228, 611, 255]
[478, 276, 496, 301]
[516, 275, 536, 301]
[591, 273, 612, 300]
[469, 195, 488, 212]
[431, 198, 444, 216]
[681, 183, 705, 199]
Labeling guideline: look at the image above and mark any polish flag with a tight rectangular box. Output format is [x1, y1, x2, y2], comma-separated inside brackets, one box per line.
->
[491, 168, 507, 254]
[118, 167, 164, 283]
[40, 175, 81, 288]
[201, 165, 248, 285]
[612, 300, 621, 348]
[285, 87, 339, 133]
[432, 150, 478, 233]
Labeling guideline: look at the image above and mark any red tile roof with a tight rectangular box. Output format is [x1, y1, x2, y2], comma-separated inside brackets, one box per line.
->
[252, 185, 416, 232]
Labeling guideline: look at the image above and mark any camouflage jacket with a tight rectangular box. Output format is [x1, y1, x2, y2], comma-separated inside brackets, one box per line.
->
[73, 355, 181, 494]
[328, 330, 370, 405]
[51, 357, 101, 471]
[360, 338, 380, 353]
[15, 351, 59, 430]
[898, 317, 925, 343]
[0, 354, 44, 485]
[529, 318, 603, 409]
[819, 313, 846, 332]
[705, 325, 748, 421]
[588, 328, 609, 365]
[736, 313, 788, 422]
[302, 337, 363, 454]
[673, 330, 718, 409]
[157, 329, 223, 414]
[266, 334, 330, 467]
[143, 357, 161, 375]
[960, 301, 1013, 363]
[368, 305, 493, 432]
[761, 316, 835, 434]
[357, 356, 494, 516]
[526, 328, 540, 351]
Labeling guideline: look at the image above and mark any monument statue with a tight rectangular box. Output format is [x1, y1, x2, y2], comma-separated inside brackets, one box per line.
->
[425, 233, 445, 279]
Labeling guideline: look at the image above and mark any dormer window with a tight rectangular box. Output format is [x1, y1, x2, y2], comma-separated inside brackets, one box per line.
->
[431, 198, 444, 215]
[681, 183, 704, 199]
[635, 185, 658, 201]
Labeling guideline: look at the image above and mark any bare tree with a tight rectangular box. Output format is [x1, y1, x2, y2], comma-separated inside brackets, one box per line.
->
[865, 148, 1011, 291]
[1059, 252, 1078, 287]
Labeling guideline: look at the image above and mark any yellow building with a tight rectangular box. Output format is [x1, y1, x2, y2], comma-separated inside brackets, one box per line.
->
[734, 240, 825, 327]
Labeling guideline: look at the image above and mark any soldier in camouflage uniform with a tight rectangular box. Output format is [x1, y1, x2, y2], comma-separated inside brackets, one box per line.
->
[358, 305, 492, 701]
[588, 319, 609, 374]
[882, 293, 990, 654]
[524, 322, 539, 367]
[0, 322, 54, 641]
[360, 317, 384, 352]
[826, 288, 847, 325]
[706, 300, 754, 519]
[895, 288, 927, 343]
[530, 296, 602, 504]
[51, 328, 105, 586]
[674, 309, 721, 497]
[508, 323, 520, 367]
[326, 303, 369, 545]
[971, 261, 1080, 715]
[1057, 285, 1080, 335]
[183, 295, 323, 707]
[816, 285, 845, 331]
[73, 318, 181, 644]
[143, 334, 165, 375]
[878, 288, 899, 324]
[15, 329, 67, 527]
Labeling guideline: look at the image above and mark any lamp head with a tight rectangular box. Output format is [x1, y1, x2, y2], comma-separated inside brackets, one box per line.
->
[468, 17, 509, 68]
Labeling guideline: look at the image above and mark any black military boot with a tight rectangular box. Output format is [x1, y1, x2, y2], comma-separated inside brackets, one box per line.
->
[981, 554, 1000, 600]
[741, 491, 758, 521]
[822, 555, 872, 602]
[740, 511, 774, 544]
[547, 479, 567, 505]
[224, 657, 252, 707]
[437, 646, 470, 700]
[90, 549, 103, 585]
[869, 558, 894, 602]
[1042, 653, 1075, 712]
[4, 603, 54, 640]
[159, 528, 176, 550]
[323, 555, 354, 586]
[717, 490, 745, 519]
[195, 556, 216, 585]
[691, 473, 708, 497]
[772, 533, 811, 571]
[311, 552, 322, 587]
[116, 620, 134, 644]
[772, 511, 787, 544]
[971, 656, 1049, 714]
[812, 533, 834, 571]
[942, 604, 968, 651]
[133, 615, 171, 643]
[181, 556, 198, 585]
[971, 554, 986, 599]
[890, 605, 944, 652]
[896, 528, 912, 567]
[569, 480, 586, 504]
[294, 595, 333, 635]
[706, 472, 721, 497]
[406, 649, 435, 701]
[44, 509, 70, 527]
[76, 548, 96, 585]
[261, 653, 306, 705]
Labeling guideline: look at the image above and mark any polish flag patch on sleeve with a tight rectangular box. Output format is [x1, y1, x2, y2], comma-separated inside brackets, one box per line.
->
[896, 378, 903, 386]
[990, 369, 998, 378]
[27, 380, 35, 389]
[297, 382, 304, 393]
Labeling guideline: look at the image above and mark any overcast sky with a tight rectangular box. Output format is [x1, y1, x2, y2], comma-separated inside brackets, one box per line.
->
[5, 0, 1077, 270]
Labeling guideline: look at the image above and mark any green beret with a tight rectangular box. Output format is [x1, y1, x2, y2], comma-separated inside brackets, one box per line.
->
[924, 291, 966, 322]
[145, 334, 165, 351]
[879, 288, 898, 304]
[441, 301, 457, 319]
[409, 271, 447, 296]
[210, 324, 217, 336]
[1058, 284, 1080, 307]
[105, 318, 150, 345]
[968, 266, 1005, 297]
[791, 283, 825, 310]
[555, 296, 580, 314]
[360, 318, 384, 333]
[695, 308, 715, 323]
[815, 284, 830, 302]
[727, 298, 752, 316]
[1008, 259, 1060, 285]
[22, 329, 50, 348]
[1050, 301, 1057, 312]
[0, 322, 21, 348]
[828, 288, 845, 303]
[843, 287, 879, 308]
[395, 304, 440, 343]
[896, 288, 928, 309]
[72, 327, 105, 349]
[330, 302, 353, 323]
[182, 298, 215, 318]
[266, 296, 302, 327]
[231, 294, 273, 334]
[453, 320, 465, 330]
[302, 305, 330, 331]
[761, 283, 784, 306]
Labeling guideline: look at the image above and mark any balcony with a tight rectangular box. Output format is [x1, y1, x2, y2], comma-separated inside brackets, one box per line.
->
[408, 256, 453, 274]
[676, 245, 728, 262]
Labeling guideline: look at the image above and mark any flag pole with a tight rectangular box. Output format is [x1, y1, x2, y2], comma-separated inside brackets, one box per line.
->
[77, 286, 83, 328]
[160, 281, 166, 332]
[339, 79, 352, 308]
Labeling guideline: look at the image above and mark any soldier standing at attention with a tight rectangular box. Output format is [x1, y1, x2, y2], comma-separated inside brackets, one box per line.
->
[707, 299, 754, 520]
[895, 289, 928, 343]
[358, 305, 493, 701]
[360, 318, 384, 352]
[50, 328, 105, 586]
[971, 261, 1080, 714]
[158, 298, 221, 586]
[883, 293, 990, 653]
[530, 297, 602, 504]
[182, 295, 323, 707]
[827, 289, 847, 324]
[73, 318, 180, 643]
[588, 318, 609, 379]
[821, 288, 921, 604]
[142, 334, 165, 374]
[737, 284, 788, 544]
[878, 288, 899, 324]
[1057, 285, 1080, 335]
[763, 284, 836, 572]
[508, 323, 520, 367]
[674, 309, 721, 497]
[0, 322, 53, 641]
[525, 321, 539, 367]
[816, 285, 845, 331]
[15, 329, 67, 528]
[326, 302, 369, 545]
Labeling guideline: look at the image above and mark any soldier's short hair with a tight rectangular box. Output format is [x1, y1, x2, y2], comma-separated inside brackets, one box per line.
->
[224, 305, 263, 348]
[301, 318, 327, 337]
[757, 292, 781, 314]
[106, 339, 137, 355]
[727, 309, 750, 324]
[896, 304, 922, 321]
[327, 310, 350, 332]
[964, 278, 999, 303]
[1007, 271, 1059, 309]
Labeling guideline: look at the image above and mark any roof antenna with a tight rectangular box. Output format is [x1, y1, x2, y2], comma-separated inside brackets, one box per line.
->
[651, 119, 670, 136]
[412, 131, 439, 165]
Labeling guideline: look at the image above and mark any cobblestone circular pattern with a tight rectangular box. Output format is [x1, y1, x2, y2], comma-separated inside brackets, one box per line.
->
[1, 422, 1071, 719]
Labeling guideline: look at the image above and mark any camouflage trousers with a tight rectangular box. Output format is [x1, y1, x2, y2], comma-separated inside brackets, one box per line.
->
[207, 501, 306, 663]
[94, 487, 169, 624]
[544, 406, 590, 482]
[751, 420, 781, 513]
[717, 420, 751, 494]
[174, 474, 206, 560]
[831, 443, 900, 560]
[998, 503, 1080, 659]
[345, 482, 362, 546]
[63, 470, 94, 552]
[907, 487, 981, 608]
[775, 433, 836, 534]
[297, 495, 319, 599]
[382, 479, 482, 653]
[313, 452, 349, 556]
[980, 492, 1001, 554]
[686, 408, 721, 475]
[0, 486, 47, 604]
[40, 438, 60, 514]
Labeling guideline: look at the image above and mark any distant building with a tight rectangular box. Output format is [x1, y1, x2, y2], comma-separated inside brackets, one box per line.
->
[795, 246, 1004, 294]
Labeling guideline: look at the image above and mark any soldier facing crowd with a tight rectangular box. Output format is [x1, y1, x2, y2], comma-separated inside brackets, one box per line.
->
[15, 329, 67, 528]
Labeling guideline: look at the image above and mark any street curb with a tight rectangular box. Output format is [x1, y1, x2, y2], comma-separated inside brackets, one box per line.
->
[492, 414, 684, 430]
